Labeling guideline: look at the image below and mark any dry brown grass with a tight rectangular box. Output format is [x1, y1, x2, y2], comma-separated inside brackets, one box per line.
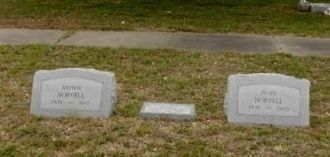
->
[0, 45, 329, 156]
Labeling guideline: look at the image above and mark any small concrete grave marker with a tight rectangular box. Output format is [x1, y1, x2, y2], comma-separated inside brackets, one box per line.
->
[30, 68, 116, 118]
[224, 73, 310, 127]
[139, 102, 196, 121]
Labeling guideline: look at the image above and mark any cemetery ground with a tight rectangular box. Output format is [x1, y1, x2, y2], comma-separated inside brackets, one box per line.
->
[1, 0, 330, 37]
[0, 45, 329, 156]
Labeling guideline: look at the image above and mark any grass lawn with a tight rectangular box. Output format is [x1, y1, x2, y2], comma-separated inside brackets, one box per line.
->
[0, 0, 330, 37]
[0, 45, 329, 156]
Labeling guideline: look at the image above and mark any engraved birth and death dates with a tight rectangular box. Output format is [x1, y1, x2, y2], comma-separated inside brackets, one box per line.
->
[238, 85, 300, 117]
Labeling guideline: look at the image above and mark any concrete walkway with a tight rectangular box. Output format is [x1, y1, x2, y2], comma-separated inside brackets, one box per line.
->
[0, 28, 329, 57]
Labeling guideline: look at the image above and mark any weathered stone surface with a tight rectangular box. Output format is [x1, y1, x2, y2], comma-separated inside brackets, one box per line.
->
[224, 73, 310, 127]
[1, 28, 330, 56]
[0, 29, 63, 45]
[276, 36, 330, 57]
[139, 102, 196, 121]
[58, 31, 278, 53]
[324, 7, 330, 15]
[30, 68, 116, 118]
[310, 3, 330, 13]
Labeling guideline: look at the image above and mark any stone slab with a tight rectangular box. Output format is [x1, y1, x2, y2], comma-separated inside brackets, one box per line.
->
[0, 29, 63, 45]
[276, 36, 330, 56]
[30, 68, 116, 118]
[310, 3, 330, 13]
[171, 33, 278, 53]
[59, 31, 278, 53]
[0, 28, 329, 56]
[139, 102, 196, 121]
[224, 73, 310, 127]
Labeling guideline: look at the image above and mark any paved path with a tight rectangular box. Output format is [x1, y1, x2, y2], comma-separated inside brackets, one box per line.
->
[0, 28, 329, 56]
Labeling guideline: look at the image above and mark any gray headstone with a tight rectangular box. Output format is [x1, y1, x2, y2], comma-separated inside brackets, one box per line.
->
[30, 68, 116, 118]
[139, 102, 196, 121]
[224, 73, 310, 127]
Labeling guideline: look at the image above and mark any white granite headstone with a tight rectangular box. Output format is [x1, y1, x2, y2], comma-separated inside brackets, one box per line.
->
[139, 102, 196, 121]
[224, 73, 310, 127]
[30, 68, 116, 118]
